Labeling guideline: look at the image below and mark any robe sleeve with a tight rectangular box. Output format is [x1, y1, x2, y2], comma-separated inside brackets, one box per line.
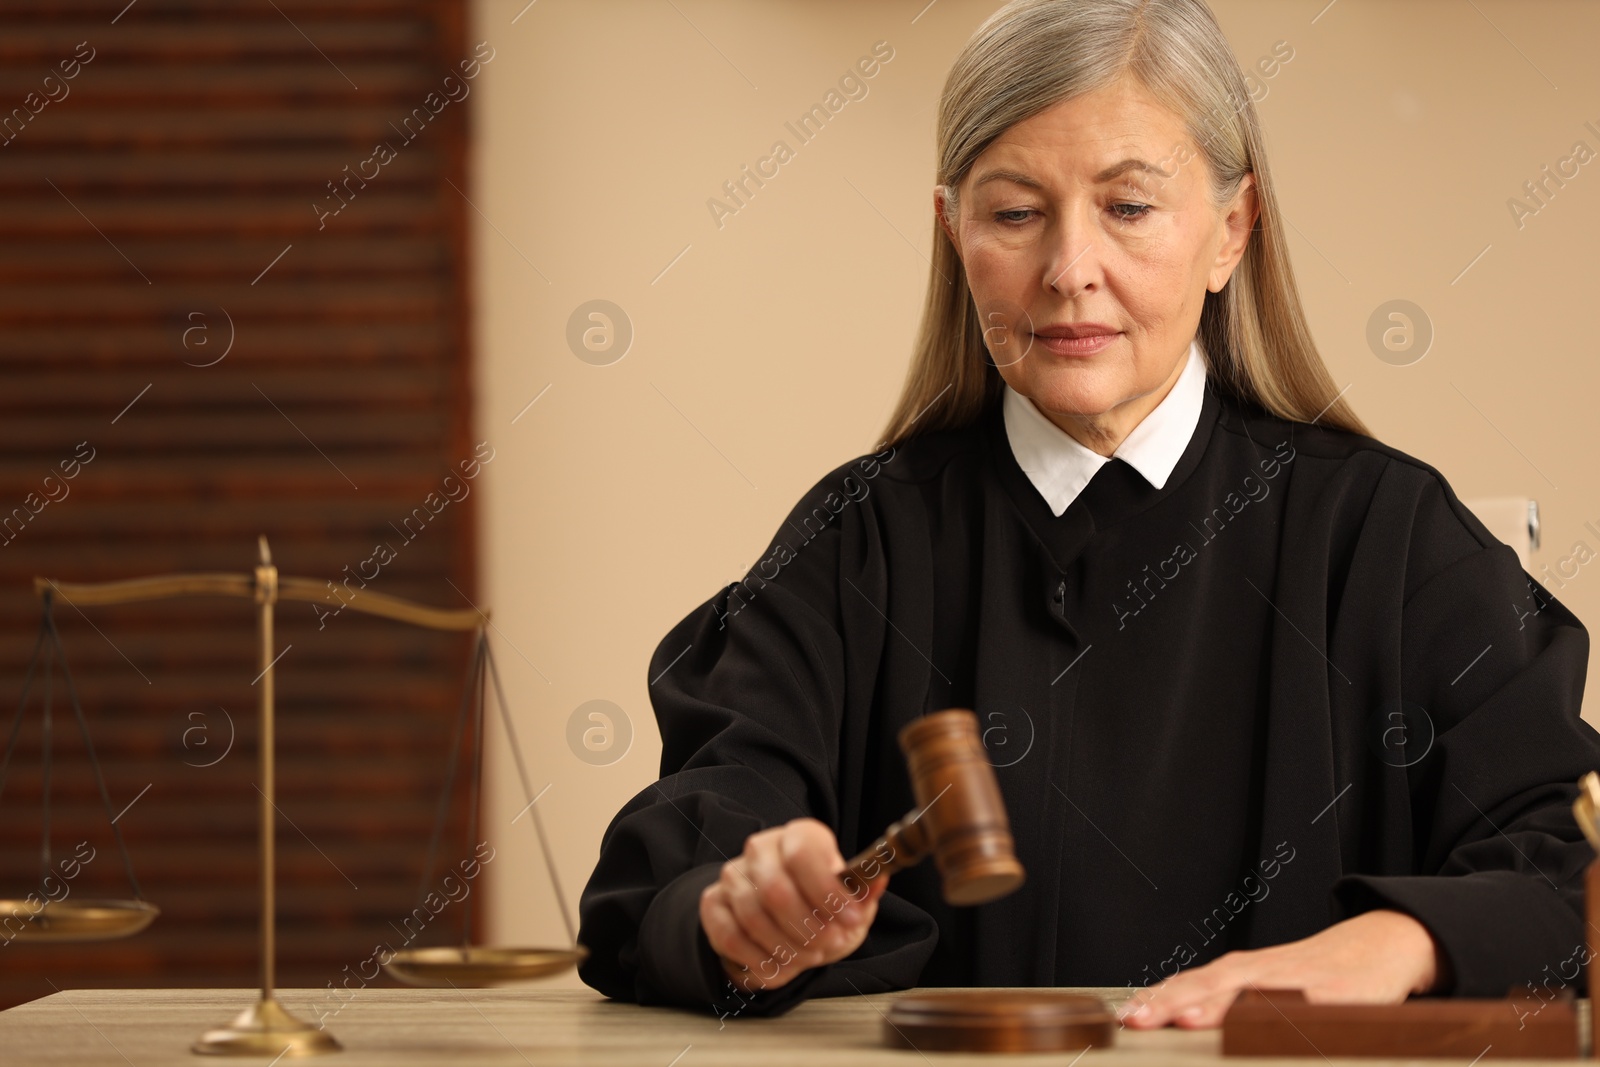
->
[1330, 465, 1600, 997]
[576, 462, 939, 1017]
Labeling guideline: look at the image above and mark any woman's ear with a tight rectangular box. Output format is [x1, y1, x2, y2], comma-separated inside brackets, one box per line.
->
[1207, 172, 1258, 293]
[934, 184, 959, 251]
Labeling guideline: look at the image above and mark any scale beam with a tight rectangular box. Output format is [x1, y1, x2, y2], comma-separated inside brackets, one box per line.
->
[33, 574, 484, 632]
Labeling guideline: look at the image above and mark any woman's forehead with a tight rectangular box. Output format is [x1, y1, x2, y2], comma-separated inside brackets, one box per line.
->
[971, 83, 1193, 186]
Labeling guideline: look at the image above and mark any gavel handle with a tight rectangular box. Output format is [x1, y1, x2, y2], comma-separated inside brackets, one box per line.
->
[839, 807, 932, 892]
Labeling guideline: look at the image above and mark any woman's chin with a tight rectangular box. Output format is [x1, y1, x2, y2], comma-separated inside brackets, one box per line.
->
[1016, 378, 1124, 421]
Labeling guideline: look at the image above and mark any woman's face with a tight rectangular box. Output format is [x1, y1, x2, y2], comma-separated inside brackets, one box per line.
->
[938, 74, 1257, 450]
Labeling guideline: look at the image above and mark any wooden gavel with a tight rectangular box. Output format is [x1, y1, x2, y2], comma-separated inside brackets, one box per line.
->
[840, 708, 1026, 907]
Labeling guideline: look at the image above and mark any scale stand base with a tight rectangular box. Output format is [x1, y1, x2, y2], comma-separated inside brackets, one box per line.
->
[192, 997, 342, 1057]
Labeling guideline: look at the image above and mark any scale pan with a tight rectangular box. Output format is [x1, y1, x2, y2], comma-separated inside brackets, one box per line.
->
[384, 945, 587, 987]
[0, 898, 159, 942]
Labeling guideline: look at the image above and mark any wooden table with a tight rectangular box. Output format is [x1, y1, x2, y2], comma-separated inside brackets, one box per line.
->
[0, 986, 1586, 1065]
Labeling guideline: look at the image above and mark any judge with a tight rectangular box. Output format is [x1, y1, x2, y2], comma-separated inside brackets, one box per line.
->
[577, 0, 1600, 1030]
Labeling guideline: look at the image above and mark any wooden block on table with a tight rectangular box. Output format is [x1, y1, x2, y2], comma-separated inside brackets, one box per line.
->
[1221, 988, 1578, 1059]
[884, 990, 1117, 1053]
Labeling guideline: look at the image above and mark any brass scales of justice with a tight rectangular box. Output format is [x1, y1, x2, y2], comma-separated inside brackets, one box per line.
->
[0, 537, 585, 1056]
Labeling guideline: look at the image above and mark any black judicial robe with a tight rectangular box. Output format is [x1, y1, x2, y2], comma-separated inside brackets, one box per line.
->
[577, 374, 1600, 1016]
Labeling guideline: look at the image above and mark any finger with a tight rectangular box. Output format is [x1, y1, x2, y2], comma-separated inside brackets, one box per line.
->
[757, 833, 865, 972]
[1115, 986, 1155, 1030]
[832, 865, 888, 934]
[781, 821, 849, 907]
[700, 892, 772, 977]
[745, 826, 848, 960]
[841, 869, 889, 909]
[1117, 987, 1167, 1029]
[1170, 988, 1247, 1029]
[805, 877, 887, 964]
[1119, 957, 1242, 1028]
[786, 861, 879, 961]
[723, 863, 798, 968]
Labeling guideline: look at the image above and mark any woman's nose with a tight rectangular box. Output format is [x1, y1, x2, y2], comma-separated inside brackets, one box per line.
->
[1043, 209, 1102, 295]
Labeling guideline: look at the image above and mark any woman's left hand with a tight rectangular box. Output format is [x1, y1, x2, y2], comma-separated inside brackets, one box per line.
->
[1116, 909, 1451, 1029]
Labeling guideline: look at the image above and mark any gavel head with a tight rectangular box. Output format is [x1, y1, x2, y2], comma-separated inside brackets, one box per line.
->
[897, 708, 1025, 906]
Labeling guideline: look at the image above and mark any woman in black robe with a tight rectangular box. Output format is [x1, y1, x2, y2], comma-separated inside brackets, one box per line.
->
[576, 0, 1600, 1029]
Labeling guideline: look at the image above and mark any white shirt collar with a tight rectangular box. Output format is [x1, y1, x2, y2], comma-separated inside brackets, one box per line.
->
[1002, 338, 1208, 517]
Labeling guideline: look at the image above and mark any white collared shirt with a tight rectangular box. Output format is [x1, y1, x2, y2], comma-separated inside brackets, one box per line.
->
[1002, 337, 1208, 517]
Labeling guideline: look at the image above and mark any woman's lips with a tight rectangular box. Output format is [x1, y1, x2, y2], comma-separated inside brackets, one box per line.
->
[1032, 331, 1120, 356]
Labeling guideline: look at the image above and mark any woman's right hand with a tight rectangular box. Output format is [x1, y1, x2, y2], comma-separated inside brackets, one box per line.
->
[699, 816, 889, 993]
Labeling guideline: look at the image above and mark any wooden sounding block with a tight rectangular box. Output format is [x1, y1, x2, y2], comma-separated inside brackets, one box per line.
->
[884, 991, 1116, 1053]
[841, 708, 1026, 906]
[1221, 988, 1579, 1059]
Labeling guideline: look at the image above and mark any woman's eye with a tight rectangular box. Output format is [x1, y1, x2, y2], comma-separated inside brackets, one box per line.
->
[991, 204, 1149, 225]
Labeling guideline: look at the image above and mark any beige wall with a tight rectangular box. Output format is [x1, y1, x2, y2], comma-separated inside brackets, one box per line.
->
[466, 0, 1600, 964]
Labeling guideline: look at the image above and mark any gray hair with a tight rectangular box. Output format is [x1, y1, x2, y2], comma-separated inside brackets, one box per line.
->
[881, 0, 1367, 448]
